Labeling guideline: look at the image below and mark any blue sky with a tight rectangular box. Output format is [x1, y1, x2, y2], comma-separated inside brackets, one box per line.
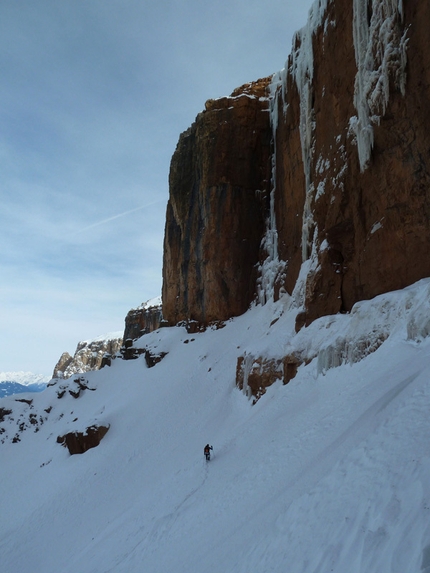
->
[1, 0, 313, 375]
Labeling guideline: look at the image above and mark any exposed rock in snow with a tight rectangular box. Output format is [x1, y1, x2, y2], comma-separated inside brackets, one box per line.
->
[234, 278, 430, 403]
[236, 355, 284, 402]
[3, 278, 430, 572]
[57, 424, 110, 455]
[52, 333, 123, 379]
[123, 298, 163, 342]
[236, 352, 303, 403]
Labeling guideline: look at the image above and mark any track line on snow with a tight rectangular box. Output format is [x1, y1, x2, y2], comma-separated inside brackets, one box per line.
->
[193, 371, 422, 573]
[310, 371, 420, 474]
[101, 460, 210, 573]
[287, 372, 420, 499]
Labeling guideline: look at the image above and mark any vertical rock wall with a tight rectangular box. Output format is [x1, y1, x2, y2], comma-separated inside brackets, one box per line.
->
[162, 79, 272, 324]
[123, 299, 163, 341]
[272, 0, 430, 327]
[162, 0, 430, 328]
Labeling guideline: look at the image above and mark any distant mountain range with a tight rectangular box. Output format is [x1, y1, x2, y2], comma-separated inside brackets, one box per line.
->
[0, 372, 50, 398]
[0, 382, 47, 399]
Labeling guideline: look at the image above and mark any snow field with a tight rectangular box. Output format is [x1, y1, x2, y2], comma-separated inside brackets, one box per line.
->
[2, 282, 430, 572]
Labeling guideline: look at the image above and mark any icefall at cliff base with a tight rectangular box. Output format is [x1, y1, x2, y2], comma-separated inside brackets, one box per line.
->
[259, 0, 408, 300]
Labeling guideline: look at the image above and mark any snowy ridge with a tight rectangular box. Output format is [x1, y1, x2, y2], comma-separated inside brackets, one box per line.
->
[132, 296, 162, 312]
[80, 331, 123, 345]
[351, 0, 408, 171]
[2, 279, 430, 572]
[0, 371, 50, 385]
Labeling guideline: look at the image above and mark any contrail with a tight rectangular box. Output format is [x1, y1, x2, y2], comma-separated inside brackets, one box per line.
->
[77, 200, 164, 233]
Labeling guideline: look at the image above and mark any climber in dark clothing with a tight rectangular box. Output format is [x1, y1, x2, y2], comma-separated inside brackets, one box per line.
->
[204, 444, 213, 461]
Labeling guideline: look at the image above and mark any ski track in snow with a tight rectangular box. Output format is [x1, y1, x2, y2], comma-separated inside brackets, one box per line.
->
[185, 364, 426, 573]
[99, 461, 211, 573]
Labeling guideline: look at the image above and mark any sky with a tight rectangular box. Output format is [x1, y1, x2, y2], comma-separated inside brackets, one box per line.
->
[0, 0, 314, 376]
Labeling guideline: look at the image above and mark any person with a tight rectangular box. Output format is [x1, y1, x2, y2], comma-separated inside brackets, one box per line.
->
[204, 444, 213, 461]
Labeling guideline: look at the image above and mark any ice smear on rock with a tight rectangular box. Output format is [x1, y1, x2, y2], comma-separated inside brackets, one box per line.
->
[351, 0, 408, 171]
[258, 0, 331, 304]
[290, 0, 330, 262]
[257, 76, 285, 305]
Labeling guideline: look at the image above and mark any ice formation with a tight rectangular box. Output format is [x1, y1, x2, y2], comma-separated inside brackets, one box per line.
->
[290, 0, 329, 262]
[351, 0, 408, 171]
[257, 75, 285, 305]
[314, 278, 430, 374]
[258, 0, 409, 308]
[258, 0, 331, 305]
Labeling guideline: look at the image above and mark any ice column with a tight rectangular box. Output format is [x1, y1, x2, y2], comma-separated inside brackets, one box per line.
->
[257, 74, 284, 305]
[291, 0, 329, 262]
[257, 0, 331, 304]
[352, 0, 408, 171]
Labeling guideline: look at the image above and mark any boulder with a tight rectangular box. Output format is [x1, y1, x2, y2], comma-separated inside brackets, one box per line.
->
[57, 424, 110, 455]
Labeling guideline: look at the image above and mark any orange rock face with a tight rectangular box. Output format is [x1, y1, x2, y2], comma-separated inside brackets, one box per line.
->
[123, 303, 163, 341]
[162, 79, 273, 324]
[273, 0, 430, 326]
[163, 1, 430, 327]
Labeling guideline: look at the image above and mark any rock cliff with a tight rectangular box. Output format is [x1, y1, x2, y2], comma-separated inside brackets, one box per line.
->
[52, 300, 163, 378]
[123, 298, 163, 342]
[273, 0, 430, 328]
[162, 78, 273, 324]
[162, 0, 430, 332]
[53, 333, 123, 379]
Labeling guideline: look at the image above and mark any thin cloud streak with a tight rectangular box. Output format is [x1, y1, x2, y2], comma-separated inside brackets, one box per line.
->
[74, 200, 166, 234]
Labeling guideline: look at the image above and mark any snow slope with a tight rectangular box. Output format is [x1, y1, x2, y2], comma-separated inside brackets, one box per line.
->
[2, 281, 430, 573]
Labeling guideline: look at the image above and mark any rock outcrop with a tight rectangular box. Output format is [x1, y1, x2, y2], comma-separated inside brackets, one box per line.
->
[123, 298, 163, 342]
[162, 0, 430, 330]
[236, 352, 304, 403]
[57, 424, 110, 455]
[236, 356, 283, 403]
[53, 333, 123, 379]
[162, 78, 273, 325]
[272, 0, 430, 328]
